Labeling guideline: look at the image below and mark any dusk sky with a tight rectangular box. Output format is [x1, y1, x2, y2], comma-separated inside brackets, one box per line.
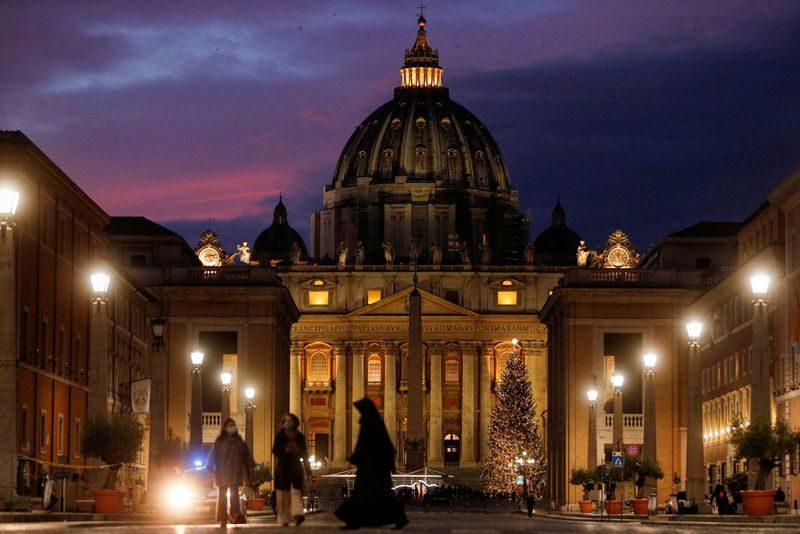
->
[2, 1, 799, 252]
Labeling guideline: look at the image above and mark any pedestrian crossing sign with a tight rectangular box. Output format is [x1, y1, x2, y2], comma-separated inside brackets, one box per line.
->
[612, 452, 624, 469]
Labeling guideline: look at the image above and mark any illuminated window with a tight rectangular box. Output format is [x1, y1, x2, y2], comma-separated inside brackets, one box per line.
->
[445, 358, 459, 385]
[313, 279, 324, 287]
[502, 279, 513, 286]
[308, 291, 329, 306]
[497, 291, 518, 306]
[367, 290, 382, 305]
[367, 354, 382, 385]
[309, 352, 328, 383]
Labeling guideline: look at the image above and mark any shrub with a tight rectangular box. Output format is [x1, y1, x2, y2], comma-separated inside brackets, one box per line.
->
[81, 412, 144, 489]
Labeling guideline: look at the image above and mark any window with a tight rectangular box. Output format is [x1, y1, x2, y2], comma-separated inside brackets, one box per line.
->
[39, 410, 47, 452]
[501, 279, 513, 286]
[367, 354, 382, 385]
[367, 290, 382, 305]
[444, 290, 459, 304]
[695, 257, 711, 269]
[313, 279, 324, 287]
[308, 352, 328, 383]
[308, 291, 329, 306]
[74, 419, 82, 458]
[497, 291, 518, 306]
[445, 358, 460, 385]
[130, 254, 147, 266]
[20, 405, 28, 451]
[57, 414, 65, 455]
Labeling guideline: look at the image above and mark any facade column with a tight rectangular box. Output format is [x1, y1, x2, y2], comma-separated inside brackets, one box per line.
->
[460, 342, 477, 467]
[0, 224, 17, 500]
[350, 342, 364, 449]
[479, 343, 493, 463]
[427, 342, 443, 467]
[289, 341, 302, 421]
[332, 343, 348, 466]
[384, 342, 398, 448]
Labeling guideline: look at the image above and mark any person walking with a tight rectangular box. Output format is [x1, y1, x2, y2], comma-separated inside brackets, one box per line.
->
[206, 417, 255, 527]
[272, 413, 310, 527]
[335, 397, 408, 530]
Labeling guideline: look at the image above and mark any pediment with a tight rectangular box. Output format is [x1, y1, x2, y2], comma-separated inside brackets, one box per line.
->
[348, 286, 478, 317]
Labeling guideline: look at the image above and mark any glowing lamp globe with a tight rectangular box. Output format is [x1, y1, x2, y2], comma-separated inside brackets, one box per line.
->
[245, 387, 255, 400]
[190, 351, 205, 366]
[643, 352, 657, 369]
[750, 274, 770, 297]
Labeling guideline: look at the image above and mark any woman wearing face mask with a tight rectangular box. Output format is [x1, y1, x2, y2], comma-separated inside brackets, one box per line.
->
[207, 417, 255, 527]
[272, 413, 311, 527]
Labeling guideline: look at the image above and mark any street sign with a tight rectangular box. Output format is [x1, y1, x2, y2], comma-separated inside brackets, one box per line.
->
[625, 444, 641, 458]
[612, 452, 624, 469]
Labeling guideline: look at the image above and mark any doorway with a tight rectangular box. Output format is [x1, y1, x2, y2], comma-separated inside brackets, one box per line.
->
[444, 433, 460, 466]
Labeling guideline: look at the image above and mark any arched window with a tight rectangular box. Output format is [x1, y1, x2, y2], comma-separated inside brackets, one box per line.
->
[356, 150, 367, 175]
[446, 148, 459, 180]
[444, 357, 459, 385]
[308, 352, 328, 383]
[381, 148, 393, 176]
[367, 354, 382, 385]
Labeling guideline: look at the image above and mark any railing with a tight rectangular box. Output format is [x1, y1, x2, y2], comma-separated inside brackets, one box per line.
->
[603, 414, 643, 428]
[202, 412, 222, 427]
[562, 268, 712, 289]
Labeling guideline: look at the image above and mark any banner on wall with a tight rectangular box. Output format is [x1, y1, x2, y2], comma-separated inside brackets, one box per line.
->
[131, 378, 151, 414]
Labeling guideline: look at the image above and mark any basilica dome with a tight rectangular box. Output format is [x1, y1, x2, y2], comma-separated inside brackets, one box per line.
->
[534, 200, 581, 266]
[312, 14, 528, 265]
[252, 197, 308, 264]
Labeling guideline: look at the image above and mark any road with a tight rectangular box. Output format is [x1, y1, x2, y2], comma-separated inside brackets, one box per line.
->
[1, 511, 798, 533]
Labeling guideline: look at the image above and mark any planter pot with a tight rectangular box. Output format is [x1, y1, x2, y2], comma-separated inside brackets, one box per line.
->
[578, 500, 593, 513]
[741, 490, 776, 516]
[92, 489, 126, 514]
[604, 500, 622, 515]
[630, 498, 649, 515]
[249, 498, 265, 511]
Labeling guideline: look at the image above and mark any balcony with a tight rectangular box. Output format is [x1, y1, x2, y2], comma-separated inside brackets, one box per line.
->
[198, 412, 248, 445]
[591, 413, 644, 462]
[560, 268, 713, 289]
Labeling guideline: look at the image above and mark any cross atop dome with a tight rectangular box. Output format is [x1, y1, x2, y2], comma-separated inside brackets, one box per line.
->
[401, 8, 443, 89]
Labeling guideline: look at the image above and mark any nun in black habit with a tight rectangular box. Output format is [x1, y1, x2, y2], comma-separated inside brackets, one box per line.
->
[335, 397, 408, 530]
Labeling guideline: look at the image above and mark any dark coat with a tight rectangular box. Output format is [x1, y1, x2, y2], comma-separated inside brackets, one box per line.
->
[207, 432, 255, 487]
[272, 430, 309, 490]
[335, 397, 407, 528]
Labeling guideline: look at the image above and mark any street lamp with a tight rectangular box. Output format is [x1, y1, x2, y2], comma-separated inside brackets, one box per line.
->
[0, 186, 18, 500]
[642, 352, 658, 499]
[685, 320, 706, 507]
[749, 272, 771, 489]
[148, 318, 167, 487]
[90, 272, 111, 303]
[587, 389, 598, 468]
[189, 351, 204, 465]
[611, 374, 624, 452]
[244, 386, 256, 452]
[220, 370, 232, 421]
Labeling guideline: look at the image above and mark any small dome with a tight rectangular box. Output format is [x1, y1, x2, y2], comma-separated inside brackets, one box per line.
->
[534, 200, 581, 266]
[252, 197, 308, 264]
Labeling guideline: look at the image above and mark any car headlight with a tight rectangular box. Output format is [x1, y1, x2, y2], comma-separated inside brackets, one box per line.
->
[167, 483, 195, 509]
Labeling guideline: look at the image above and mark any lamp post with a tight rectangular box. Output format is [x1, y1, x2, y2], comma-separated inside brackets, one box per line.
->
[189, 351, 204, 465]
[147, 318, 167, 485]
[88, 272, 111, 416]
[685, 321, 705, 505]
[587, 389, 598, 468]
[0, 187, 19, 501]
[642, 352, 657, 497]
[244, 387, 256, 453]
[750, 274, 771, 423]
[611, 374, 624, 453]
[220, 370, 232, 421]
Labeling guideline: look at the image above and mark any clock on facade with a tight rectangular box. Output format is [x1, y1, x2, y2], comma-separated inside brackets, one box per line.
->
[198, 246, 221, 266]
[607, 246, 631, 268]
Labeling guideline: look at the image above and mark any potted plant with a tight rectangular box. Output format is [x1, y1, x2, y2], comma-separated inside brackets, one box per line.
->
[247, 463, 272, 511]
[81, 412, 145, 514]
[597, 465, 625, 515]
[569, 467, 596, 513]
[624, 457, 664, 515]
[729, 417, 800, 516]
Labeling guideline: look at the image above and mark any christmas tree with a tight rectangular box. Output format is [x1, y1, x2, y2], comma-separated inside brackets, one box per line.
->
[481, 345, 547, 496]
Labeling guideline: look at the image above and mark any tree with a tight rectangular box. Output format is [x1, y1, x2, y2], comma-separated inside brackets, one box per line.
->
[481, 347, 546, 496]
[81, 412, 145, 489]
[569, 467, 597, 500]
[729, 416, 800, 490]
[624, 457, 664, 499]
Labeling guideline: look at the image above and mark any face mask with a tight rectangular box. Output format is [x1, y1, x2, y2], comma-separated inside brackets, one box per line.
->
[283, 420, 297, 430]
[227, 426, 237, 435]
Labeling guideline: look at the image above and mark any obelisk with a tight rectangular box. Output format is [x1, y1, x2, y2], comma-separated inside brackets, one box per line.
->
[406, 275, 425, 470]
